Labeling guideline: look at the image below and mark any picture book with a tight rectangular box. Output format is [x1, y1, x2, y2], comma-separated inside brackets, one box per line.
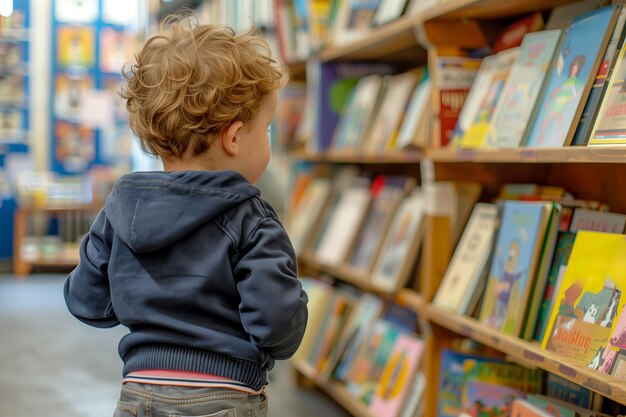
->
[57, 26, 95, 68]
[369, 333, 425, 417]
[463, 357, 544, 394]
[569, 208, 626, 233]
[571, 8, 626, 145]
[464, 381, 528, 417]
[332, 0, 380, 45]
[492, 12, 544, 54]
[545, 0, 611, 30]
[54, 121, 95, 173]
[364, 70, 421, 151]
[315, 178, 371, 266]
[543, 231, 626, 369]
[345, 319, 400, 404]
[438, 349, 503, 417]
[433, 203, 498, 315]
[324, 293, 384, 383]
[286, 178, 332, 254]
[511, 399, 554, 417]
[54, 74, 93, 120]
[486, 30, 562, 148]
[524, 6, 619, 147]
[398, 371, 425, 417]
[589, 32, 626, 145]
[394, 75, 431, 149]
[99, 27, 135, 73]
[545, 373, 592, 409]
[599, 300, 626, 379]
[332, 74, 384, 149]
[527, 394, 611, 417]
[0, 109, 24, 142]
[458, 48, 520, 148]
[479, 201, 552, 336]
[534, 232, 576, 341]
[434, 56, 482, 147]
[370, 189, 426, 293]
[349, 176, 415, 273]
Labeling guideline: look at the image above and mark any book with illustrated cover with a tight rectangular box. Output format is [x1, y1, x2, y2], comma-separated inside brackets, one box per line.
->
[524, 6, 619, 147]
[332, 0, 380, 45]
[589, 33, 626, 145]
[545, 0, 611, 30]
[571, 8, 626, 145]
[486, 30, 562, 148]
[599, 300, 626, 379]
[398, 371, 425, 417]
[458, 48, 520, 148]
[433, 203, 498, 315]
[394, 75, 431, 149]
[369, 333, 425, 417]
[545, 373, 592, 408]
[569, 208, 626, 233]
[511, 399, 553, 417]
[479, 201, 552, 336]
[349, 176, 415, 273]
[286, 178, 332, 254]
[370, 189, 426, 293]
[543, 231, 626, 370]
[527, 394, 611, 417]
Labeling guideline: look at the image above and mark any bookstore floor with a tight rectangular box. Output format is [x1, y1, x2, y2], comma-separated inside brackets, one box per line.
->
[0, 274, 349, 417]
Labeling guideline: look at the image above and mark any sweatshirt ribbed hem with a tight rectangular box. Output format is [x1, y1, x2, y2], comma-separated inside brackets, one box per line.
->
[122, 345, 267, 390]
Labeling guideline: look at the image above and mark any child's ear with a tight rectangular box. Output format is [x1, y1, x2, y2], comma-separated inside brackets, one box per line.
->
[220, 121, 244, 156]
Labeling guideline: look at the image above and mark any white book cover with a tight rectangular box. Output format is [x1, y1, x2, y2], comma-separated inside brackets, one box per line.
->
[395, 78, 431, 149]
[569, 208, 626, 233]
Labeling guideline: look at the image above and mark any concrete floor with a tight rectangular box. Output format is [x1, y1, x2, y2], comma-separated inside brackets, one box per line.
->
[0, 273, 350, 417]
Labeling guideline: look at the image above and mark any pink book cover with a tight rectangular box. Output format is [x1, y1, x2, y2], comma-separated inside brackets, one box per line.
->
[599, 305, 626, 379]
[368, 333, 425, 417]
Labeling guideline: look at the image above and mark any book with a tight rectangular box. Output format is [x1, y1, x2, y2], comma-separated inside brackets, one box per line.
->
[398, 371, 425, 417]
[569, 208, 626, 233]
[545, 373, 592, 409]
[543, 231, 626, 369]
[332, 0, 381, 45]
[511, 399, 554, 417]
[479, 201, 552, 336]
[599, 300, 626, 379]
[394, 74, 431, 149]
[348, 176, 415, 273]
[492, 12, 544, 54]
[286, 177, 332, 254]
[372, 0, 409, 26]
[527, 394, 611, 417]
[571, 8, 626, 145]
[433, 56, 481, 147]
[433, 203, 498, 315]
[369, 333, 425, 417]
[458, 48, 520, 148]
[314, 177, 371, 266]
[589, 30, 626, 145]
[545, 0, 611, 30]
[370, 189, 426, 293]
[485, 30, 563, 148]
[524, 6, 619, 147]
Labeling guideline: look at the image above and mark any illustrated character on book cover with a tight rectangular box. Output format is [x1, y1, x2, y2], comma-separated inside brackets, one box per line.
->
[486, 239, 524, 330]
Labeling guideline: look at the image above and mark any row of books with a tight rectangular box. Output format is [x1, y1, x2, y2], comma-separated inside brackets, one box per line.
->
[275, 0, 436, 63]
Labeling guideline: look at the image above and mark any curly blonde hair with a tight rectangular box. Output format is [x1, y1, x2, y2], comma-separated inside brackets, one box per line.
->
[121, 15, 287, 158]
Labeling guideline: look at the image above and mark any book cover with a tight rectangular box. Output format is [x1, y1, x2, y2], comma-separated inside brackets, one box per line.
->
[370, 189, 426, 293]
[545, 0, 611, 30]
[569, 208, 626, 233]
[571, 8, 626, 145]
[463, 381, 528, 417]
[332, 0, 381, 45]
[434, 56, 481, 147]
[486, 30, 562, 148]
[524, 6, 619, 147]
[394, 75, 431, 149]
[589, 33, 626, 145]
[543, 231, 626, 369]
[99, 27, 134, 73]
[398, 371, 426, 417]
[369, 333, 425, 417]
[479, 201, 551, 336]
[492, 12, 544, 54]
[545, 373, 592, 408]
[57, 26, 95, 68]
[527, 394, 610, 417]
[599, 301, 626, 379]
[511, 399, 554, 417]
[459, 48, 521, 148]
[286, 178, 332, 254]
[54, 74, 93, 120]
[433, 203, 498, 315]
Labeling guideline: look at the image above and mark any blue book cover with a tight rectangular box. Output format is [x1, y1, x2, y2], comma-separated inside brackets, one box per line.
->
[546, 373, 592, 408]
[479, 201, 550, 336]
[524, 6, 618, 147]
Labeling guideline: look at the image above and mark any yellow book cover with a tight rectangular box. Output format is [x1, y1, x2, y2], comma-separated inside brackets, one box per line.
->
[542, 231, 626, 370]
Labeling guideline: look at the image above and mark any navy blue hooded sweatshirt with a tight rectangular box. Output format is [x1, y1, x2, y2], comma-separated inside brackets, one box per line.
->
[64, 170, 308, 390]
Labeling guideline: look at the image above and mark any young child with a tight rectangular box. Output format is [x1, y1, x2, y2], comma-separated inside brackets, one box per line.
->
[64, 16, 308, 417]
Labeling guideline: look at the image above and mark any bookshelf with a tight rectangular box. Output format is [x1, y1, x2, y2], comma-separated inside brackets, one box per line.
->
[284, 0, 626, 416]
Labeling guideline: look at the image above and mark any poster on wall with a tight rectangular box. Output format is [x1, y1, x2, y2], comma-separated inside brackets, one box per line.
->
[54, 121, 95, 173]
[0, 74, 24, 105]
[57, 26, 95, 68]
[100, 27, 134, 73]
[55, 74, 93, 119]
[0, 110, 25, 142]
[55, 0, 98, 24]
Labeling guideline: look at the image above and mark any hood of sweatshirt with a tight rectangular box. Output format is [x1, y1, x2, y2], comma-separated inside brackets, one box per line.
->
[104, 170, 260, 253]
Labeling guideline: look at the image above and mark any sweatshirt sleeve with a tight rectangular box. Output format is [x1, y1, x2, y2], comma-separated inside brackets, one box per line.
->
[233, 216, 308, 360]
[63, 208, 119, 328]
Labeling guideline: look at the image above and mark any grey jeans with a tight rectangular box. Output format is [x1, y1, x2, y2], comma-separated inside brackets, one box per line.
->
[113, 383, 268, 417]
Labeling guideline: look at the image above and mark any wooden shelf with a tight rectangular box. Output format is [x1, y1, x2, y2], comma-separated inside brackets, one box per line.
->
[320, 14, 424, 62]
[286, 59, 306, 80]
[425, 304, 626, 404]
[422, 0, 578, 20]
[291, 149, 422, 164]
[397, 288, 427, 313]
[426, 146, 626, 164]
[291, 358, 377, 417]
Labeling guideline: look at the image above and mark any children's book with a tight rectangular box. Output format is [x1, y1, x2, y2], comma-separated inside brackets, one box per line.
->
[433, 56, 481, 147]
[327, 294, 384, 383]
[599, 301, 626, 379]
[286, 178, 332, 254]
[543, 231, 626, 369]
[372, 0, 409, 26]
[486, 30, 563, 148]
[589, 32, 626, 145]
[433, 203, 498, 315]
[511, 399, 554, 417]
[394, 75, 431, 149]
[569, 208, 626, 233]
[349, 176, 415, 273]
[527, 394, 611, 417]
[571, 8, 626, 145]
[370, 189, 426, 293]
[524, 6, 619, 147]
[398, 371, 425, 417]
[463, 381, 527, 417]
[458, 48, 520, 148]
[545, 0, 611, 30]
[332, 0, 380, 45]
[545, 373, 592, 409]
[368, 333, 425, 417]
[479, 201, 552, 336]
